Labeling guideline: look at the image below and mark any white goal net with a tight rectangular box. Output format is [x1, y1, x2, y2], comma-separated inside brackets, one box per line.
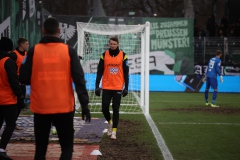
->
[76, 22, 150, 114]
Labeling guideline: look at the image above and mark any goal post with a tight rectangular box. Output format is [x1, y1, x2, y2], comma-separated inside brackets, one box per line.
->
[76, 22, 150, 114]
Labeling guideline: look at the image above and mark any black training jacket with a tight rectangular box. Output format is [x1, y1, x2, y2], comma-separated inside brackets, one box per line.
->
[0, 51, 23, 98]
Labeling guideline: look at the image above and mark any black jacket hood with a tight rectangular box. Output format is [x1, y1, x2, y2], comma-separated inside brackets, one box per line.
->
[0, 51, 12, 60]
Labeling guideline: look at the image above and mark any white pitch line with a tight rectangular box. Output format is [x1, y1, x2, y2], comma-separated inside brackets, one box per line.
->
[152, 101, 240, 103]
[151, 100, 203, 103]
[145, 114, 173, 160]
[159, 122, 240, 125]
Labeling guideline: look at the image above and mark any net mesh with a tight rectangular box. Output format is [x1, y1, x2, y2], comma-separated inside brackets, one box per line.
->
[76, 22, 145, 113]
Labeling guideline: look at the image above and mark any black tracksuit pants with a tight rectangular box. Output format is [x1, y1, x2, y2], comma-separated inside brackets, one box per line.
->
[0, 104, 18, 149]
[16, 84, 26, 118]
[34, 111, 74, 160]
[102, 89, 122, 128]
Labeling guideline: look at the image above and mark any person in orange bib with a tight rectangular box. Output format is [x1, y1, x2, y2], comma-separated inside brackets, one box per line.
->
[95, 36, 129, 140]
[10, 37, 29, 130]
[0, 37, 24, 160]
[19, 17, 91, 160]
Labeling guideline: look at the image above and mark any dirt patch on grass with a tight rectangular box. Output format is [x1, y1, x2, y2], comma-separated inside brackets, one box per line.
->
[159, 107, 240, 114]
[98, 120, 157, 160]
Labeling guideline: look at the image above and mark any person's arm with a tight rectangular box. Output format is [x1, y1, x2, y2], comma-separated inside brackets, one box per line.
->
[9, 52, 17, 61]
[19, 47, 34, 85]
[69, 47, 89, 108]
[4, 59, 23, 98]
[216, 60, 223, 83]
[123, 52, 129, 90]
[215, 60, 222, 76]
[205, 59, 210, 76]
[95, 53, 104, 89]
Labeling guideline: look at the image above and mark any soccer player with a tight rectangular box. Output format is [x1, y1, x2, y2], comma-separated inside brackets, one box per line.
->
[95, 36, 129, 140]
[0, 37, 24, 160]
[19, 17, 91, 159]
[203, 50, 223, 107]
[10, 37, 29, 130]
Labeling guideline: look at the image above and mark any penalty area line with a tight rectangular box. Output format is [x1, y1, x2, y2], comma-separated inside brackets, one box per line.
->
[145, 114, 173, 160]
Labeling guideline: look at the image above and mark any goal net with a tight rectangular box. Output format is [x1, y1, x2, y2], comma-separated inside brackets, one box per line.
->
[76, 22, 150, 114]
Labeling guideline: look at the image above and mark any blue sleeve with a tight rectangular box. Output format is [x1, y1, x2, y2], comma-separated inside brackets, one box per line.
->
[215, 60, 221, 76]
[205, 65, 209, 75]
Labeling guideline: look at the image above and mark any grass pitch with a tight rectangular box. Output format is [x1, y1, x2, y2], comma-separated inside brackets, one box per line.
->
[150, 92, 240, 160]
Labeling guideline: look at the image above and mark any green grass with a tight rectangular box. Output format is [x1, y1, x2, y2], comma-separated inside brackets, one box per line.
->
[22, 92, 240, 160]
[150, 92, 240, 160]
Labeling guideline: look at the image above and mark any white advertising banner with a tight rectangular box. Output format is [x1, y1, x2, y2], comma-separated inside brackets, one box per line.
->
[81, 51, 175, 74]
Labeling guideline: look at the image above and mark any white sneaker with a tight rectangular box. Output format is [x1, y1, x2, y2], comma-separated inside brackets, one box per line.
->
[107, 123, 112, 136]
[111, 132, 116, 140]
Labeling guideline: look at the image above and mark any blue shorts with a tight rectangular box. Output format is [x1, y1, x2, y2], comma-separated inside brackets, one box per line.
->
[206, 77, 218, 90]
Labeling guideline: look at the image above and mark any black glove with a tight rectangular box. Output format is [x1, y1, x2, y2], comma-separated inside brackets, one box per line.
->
[122, 89, 128, 97]
[82, 107, 91, 122]
[17, 97, 25, 109]
[95, 88, 101, 96]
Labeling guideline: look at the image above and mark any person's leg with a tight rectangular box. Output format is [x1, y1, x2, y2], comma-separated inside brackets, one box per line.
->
[112, 90, 122, 129]
[15, 106, 23, 130]
[102, 90, 112, 122]
[0, 107, 4, 130]
[53, 111, 74, 160]
[34, 113, 51, 160]
[0, 104, 17, 150]
[205, 77, 210, 105]
[15, 85, 26, 130]
[211, 78, 218, 106]
[111, 90, 122, 139]
[212, 89, 218, 104]
[102, 90, 113, 135]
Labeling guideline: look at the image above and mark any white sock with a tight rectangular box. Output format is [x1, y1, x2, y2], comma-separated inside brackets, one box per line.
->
[0, 148, 6, 152]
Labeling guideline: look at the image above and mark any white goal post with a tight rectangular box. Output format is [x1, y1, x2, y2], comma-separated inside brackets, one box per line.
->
[76, 22, 150, 114]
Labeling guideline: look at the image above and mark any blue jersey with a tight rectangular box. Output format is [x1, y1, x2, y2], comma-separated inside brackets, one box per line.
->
[206, 57, 221, 78]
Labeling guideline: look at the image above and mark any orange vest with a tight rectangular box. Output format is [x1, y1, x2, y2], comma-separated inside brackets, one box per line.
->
[102, 50, 124, 90]
[14, 49, 27, 75]
[30, 43, 74, 114]
[0, 57, 17, 105]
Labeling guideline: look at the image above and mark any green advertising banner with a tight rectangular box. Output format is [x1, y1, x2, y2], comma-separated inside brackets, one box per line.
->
[0, 0, 42, 48]
[143, 18, 194, 75]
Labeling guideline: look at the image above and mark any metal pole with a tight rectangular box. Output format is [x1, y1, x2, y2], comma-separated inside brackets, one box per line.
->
[140, 28, 145, 110]
[144, 21, 150, 115]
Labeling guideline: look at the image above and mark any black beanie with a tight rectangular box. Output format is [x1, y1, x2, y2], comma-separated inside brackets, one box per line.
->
[0, 37, 13, 51]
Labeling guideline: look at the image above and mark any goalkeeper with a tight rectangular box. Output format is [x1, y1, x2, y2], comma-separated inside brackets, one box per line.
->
[95, 36, 129, 140]
[203, 50, 223, 107]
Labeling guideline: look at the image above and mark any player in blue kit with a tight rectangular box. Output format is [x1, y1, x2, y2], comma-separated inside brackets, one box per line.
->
[203, 50, 223, 107]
